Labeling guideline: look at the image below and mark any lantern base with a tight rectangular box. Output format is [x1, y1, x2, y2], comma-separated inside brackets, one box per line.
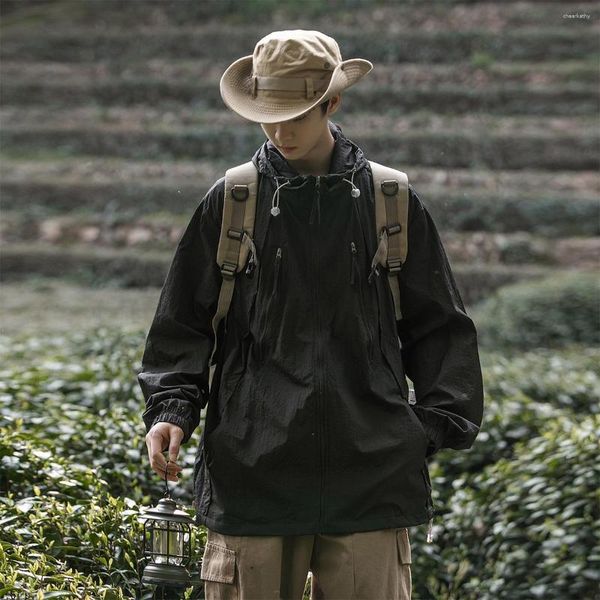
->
[142, 563, 191, 587]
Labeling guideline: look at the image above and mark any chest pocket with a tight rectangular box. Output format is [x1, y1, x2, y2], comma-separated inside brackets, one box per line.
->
[350, 239, 376, 364]
[253, 243, 286, 362]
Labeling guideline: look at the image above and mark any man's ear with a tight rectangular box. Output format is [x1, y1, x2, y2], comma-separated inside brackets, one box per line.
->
[327, 94, 342, 116]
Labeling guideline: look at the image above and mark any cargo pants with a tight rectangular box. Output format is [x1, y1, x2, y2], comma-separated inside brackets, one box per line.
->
[200, 526, 412, 600]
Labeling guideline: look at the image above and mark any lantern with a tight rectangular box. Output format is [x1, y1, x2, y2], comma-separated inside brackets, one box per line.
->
[138, 461, 196, 587]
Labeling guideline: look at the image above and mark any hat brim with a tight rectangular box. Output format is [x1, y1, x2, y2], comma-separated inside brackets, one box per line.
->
[220, 55, 373, 123]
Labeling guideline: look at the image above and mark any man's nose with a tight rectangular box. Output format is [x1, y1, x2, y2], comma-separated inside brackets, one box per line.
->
[275, 123, 293, 143]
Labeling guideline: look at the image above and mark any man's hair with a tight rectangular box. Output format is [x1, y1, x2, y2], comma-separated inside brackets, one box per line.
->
[319, 98, 330, 115]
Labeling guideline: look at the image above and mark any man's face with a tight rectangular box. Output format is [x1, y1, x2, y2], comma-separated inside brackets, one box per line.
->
[260, 101, 331, 161]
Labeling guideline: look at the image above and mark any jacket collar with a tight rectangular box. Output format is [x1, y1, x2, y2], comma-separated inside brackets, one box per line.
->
[252, 121, 368, 185]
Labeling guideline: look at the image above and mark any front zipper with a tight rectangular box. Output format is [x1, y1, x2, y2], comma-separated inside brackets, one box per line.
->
[309, 176, 322, 225]
[311, 186, 325, 527]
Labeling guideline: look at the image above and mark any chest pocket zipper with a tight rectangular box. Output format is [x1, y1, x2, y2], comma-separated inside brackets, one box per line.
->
[271, 247, 282, 298]
[350, 241, 374, 361]
[256, 247, 282, 362]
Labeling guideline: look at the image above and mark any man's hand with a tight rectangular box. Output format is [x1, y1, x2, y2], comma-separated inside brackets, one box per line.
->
[145, 422, 185, 482]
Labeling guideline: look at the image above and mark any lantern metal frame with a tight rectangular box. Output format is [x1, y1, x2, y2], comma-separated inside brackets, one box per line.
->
[138, 460, 196, 587]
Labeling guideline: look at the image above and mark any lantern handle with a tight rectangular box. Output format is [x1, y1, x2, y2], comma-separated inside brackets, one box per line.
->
[164, 459, 171, 498]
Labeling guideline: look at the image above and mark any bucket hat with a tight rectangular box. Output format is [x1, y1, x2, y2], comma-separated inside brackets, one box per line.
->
[220, 29, 373, 124]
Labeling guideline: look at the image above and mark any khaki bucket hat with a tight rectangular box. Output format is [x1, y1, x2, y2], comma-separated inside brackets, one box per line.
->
[220, 29, 373, 124]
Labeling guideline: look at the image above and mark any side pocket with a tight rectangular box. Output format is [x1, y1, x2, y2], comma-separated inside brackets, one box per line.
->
[200, 541, 237, 585]
[396, 527, 412, 565]
[396, 527, 413, 600]
[379, 335, 409, 401]
[421, 463, 434, 521]
[198, 446, 212, 517]
[421, 462, 436, 544]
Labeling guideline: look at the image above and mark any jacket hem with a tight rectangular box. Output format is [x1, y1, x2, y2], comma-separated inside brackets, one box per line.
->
[195, 510, 431, 536]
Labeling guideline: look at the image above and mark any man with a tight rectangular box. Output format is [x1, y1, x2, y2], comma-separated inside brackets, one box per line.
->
[138, 30, 484, 600]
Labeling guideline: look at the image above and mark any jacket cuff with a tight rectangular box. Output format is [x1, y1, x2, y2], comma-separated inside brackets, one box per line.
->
[412, 405, 448, 458]
[151, 412, 194, 445]
[422, 421, 445, 458]
[143, 396, 198, 445]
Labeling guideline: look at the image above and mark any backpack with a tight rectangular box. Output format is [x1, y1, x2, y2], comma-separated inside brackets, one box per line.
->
[208, 160, 409, 371]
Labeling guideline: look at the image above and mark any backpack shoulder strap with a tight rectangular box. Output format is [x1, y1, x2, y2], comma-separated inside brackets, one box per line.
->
[210, 161, 259, 368]
[368, 160, 409, 321]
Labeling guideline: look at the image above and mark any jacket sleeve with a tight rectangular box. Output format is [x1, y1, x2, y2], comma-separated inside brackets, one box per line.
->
[137, 178, 224, 445]
[396, 185, 484, 458]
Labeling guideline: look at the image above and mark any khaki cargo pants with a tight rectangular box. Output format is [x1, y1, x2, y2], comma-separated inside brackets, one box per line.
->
[200, 526, 412, 600]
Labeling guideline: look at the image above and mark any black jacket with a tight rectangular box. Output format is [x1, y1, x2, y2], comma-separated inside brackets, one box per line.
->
[138, 122, 484, 535]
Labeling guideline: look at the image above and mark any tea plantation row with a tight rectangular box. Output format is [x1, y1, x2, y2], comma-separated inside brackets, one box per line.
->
[1, 273, 598, 598]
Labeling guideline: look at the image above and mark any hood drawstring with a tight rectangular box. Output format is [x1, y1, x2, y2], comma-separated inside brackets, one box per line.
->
[343, 168, 361, 198]
[271, 178, 291, 217]
[270, 168, 361, 226]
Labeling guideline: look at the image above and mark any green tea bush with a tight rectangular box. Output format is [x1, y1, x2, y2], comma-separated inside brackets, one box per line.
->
[0, 328, 196, 504]
[411, 393, 561, 598]
[2, 326, 597, 598]
[481, 346, 600, 414]
[429, 416, 599, 600]
[473, 271, 600, 350]
[0, 423, 205, 599]
[424, 344, 599, 505]
[0, 424, 140, 598]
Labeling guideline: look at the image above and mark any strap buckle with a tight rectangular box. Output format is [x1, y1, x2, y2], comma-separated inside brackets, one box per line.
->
[381, 180, 399, 196]
[387, 257, 403, 273]
[227, 227, 243, 241]
[220, 261, 237, 280]
[231, 185, 249, 201]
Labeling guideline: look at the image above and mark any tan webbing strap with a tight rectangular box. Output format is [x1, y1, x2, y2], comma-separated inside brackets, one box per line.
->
[253, 75, 329, 99]
[209, 161, 258, 373]
[368, 160, 409, 320]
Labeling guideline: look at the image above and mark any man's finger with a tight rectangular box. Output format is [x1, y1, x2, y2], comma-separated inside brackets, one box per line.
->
[168, 427, 184, 464]
[146, 428, 167, 465]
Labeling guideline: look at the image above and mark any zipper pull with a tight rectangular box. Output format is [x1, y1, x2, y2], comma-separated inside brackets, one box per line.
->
[426, 517, 434, 543]
[350, 241, 358, 285]
[245, 252, 256, 278]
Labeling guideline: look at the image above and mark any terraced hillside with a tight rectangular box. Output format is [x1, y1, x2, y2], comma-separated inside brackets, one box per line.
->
[1, 0, 598, 312]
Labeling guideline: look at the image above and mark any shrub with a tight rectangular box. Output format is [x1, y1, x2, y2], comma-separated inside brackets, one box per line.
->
[480, 345, 599, 414]
[0, 424, 141, 598]
[2, 327, 597, 598]
[473, 271, 599, 349]
[0, 328, 196, 505]
[431, 416, 599, 599]
[0, 423, 206, 599]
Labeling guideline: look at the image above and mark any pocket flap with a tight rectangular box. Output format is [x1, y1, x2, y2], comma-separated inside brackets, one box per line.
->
[397, 527, 412, 565]
[200, 541, 236, 584]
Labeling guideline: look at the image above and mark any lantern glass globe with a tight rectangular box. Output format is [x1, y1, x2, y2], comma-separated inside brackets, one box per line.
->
[152, 521, 190, 565]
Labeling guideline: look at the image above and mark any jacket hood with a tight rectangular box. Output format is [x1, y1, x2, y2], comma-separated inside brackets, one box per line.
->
[252, 121, 369, 185]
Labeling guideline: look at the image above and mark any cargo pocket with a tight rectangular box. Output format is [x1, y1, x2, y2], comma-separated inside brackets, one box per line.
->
[201, 541, 237, 593]
[396, 527, 413, 600]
